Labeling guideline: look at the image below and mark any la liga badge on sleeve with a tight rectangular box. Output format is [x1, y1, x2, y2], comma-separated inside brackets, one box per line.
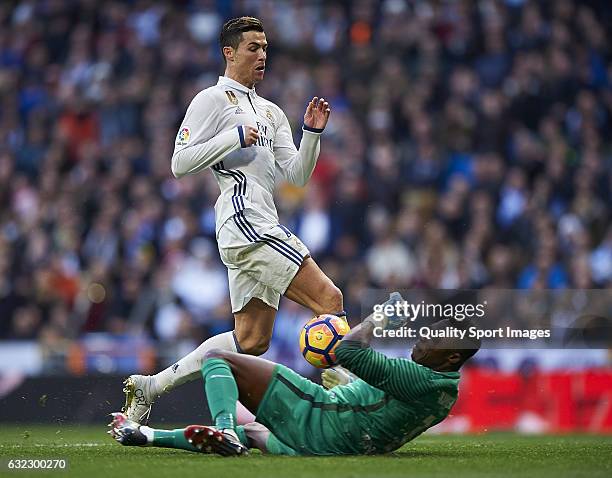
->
[177, 127, 190, 146]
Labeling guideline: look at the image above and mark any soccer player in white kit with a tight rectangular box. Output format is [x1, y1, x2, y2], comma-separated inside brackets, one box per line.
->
[122, 17, 345, 424]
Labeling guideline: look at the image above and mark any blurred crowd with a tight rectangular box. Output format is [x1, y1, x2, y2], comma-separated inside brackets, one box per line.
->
[0, 0, 611, 370]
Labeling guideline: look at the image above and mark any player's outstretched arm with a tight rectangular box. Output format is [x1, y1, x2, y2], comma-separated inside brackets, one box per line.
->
[334, 293, 434, 402]
[340, 292, 407, 347]
[273, 97, 331, 187]
[335, 340, 435, 403]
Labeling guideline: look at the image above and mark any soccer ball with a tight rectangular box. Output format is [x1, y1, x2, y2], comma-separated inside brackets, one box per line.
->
[299, 315, 350, 368]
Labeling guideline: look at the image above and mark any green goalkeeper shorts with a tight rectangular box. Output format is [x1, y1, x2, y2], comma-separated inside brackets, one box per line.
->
[255, 364, 365, 456]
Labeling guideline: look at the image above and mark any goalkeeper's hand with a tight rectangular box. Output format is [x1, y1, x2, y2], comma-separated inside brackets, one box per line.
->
[364, 292, 407, 330]
[321, 367, 355, 390]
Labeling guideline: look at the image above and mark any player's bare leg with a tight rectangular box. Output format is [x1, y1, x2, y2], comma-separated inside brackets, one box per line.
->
[232, 258, 345, 356]
[122, 297, 274, 424]
[122, 257, 341, 425]
[122, 326, 240, 423]
[121, 298, 274, 426]
[233, 298, 276, 355]
[285, 257, 344, 316]
[113, 351, 269, 456]
[285, 256, 347, 385]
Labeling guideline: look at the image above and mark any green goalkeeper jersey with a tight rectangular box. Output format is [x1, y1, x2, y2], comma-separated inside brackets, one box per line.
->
[332, 340, 460, 454]
[256, 340, 460, 455]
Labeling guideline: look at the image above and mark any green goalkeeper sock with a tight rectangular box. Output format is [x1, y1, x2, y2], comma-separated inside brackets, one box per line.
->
[151, 428, 199, 452]
[201, 358, 238, 430]
[235, 425, 248, 446]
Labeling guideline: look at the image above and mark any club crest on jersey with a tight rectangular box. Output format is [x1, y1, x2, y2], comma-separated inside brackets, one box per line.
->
[225, 90, 239, 105]
[265, 108, 275, 125]
[176, 127, 190, 146]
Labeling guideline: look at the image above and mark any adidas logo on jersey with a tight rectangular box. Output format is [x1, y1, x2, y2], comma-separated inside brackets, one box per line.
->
[235, 106, 245, 114]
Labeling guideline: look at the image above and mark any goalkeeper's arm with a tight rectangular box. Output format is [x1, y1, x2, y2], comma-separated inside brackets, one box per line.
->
[336, 291, 405, 348]
[334, 292, 433, 401]
[335, 337, 435, 402]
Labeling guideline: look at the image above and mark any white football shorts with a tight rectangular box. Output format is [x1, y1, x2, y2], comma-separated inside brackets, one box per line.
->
[217, 208, 310, 313]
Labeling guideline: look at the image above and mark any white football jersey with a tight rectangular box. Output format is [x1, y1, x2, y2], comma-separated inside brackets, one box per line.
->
[172, 76, 323, 234]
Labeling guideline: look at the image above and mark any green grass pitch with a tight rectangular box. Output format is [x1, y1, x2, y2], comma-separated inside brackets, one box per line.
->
[0, 425, 611, 478]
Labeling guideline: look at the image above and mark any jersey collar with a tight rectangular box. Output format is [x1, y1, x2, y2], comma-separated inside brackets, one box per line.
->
[217, 76, 257, 96]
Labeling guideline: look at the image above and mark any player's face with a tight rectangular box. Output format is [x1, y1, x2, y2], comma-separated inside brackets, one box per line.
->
[411, 337, 452, 369]
[411, 337, 433, 363]
[233, 30, 267, 87]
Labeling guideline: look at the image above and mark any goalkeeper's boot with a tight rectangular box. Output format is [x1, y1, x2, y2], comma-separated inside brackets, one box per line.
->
[184, 425, 249, 456]
[108, 412, 148, 446]
[122, 375, 157, 425]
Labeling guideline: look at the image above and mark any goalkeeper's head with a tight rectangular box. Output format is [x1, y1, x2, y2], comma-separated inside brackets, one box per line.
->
[411, 319, 481, 372]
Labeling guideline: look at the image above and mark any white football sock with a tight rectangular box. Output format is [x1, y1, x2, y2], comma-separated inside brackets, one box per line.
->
[139, 425, 154, 445]
[153, 331, 237, 395]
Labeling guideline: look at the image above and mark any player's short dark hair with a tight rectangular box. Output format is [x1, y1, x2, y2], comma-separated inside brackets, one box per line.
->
[220, 16, 264, 63]
[457, 345, 479, 365]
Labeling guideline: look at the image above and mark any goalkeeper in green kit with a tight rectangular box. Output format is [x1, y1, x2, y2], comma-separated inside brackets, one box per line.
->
[109, 294, 480, 456]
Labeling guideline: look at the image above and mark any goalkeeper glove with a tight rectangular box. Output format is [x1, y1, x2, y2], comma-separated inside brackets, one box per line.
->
[321, 366, 356, 390]
[364, 292, 407, 330]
